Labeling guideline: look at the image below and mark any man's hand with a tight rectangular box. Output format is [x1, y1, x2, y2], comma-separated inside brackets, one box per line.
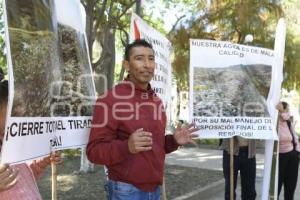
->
[0, 164, 18, 192]
[128, 128, 152, 154]
[174, 123, 199, 145]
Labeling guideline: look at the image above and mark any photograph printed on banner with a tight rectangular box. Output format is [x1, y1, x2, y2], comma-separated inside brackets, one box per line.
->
[51, 23, 94, 117]
[6, 0, 94, 117]
[193, 64, 271, 117]
[6, 0, 59, 117]
[2, 0, 96, 164]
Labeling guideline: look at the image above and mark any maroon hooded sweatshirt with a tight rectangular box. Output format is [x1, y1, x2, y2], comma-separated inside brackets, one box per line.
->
[87, 80, 179, 192]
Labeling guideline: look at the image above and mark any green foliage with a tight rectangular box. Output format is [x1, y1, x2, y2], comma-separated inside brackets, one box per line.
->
[283, 31, 300, 90]
[281, 0, 300, 92]
[63, 149, 81, 158]
[81, 0, 136, 92]
[142, 0, 198, 34]
[197, 139, 219, 146]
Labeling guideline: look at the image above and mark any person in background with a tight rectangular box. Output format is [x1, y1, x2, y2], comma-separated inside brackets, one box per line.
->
[0, 165, 17, 192]
[221, 137, 257, 200]
[0, 80, 17, 194]
[87, 39, 199, 200]
[0, 80, 63, 199]
[276, 101, 300, 200]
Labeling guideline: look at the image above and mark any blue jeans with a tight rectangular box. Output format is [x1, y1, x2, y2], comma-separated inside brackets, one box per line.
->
[105, 180, 161, 200]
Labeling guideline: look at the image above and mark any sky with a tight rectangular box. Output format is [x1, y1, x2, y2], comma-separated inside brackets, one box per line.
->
[142, 1, 194, 32]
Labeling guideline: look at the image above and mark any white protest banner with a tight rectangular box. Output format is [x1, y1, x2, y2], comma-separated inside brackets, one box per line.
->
[129, 13, 172, 107]
[1, 0, 96, 164]
[190, 39, 278, 140]
[262, 18, 286, 200]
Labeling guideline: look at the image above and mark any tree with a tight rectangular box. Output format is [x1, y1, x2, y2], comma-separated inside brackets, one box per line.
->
[281, 0, 300, 92]
[81, 0, 135, 94]
[78, 0, 136, 173]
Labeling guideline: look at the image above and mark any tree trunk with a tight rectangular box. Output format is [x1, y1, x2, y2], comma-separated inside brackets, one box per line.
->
[176, 87, 181, 118]
[93, 26, 115, 92]
[84, 0, 95, 63]
[104, 28, 116, 89]
[80, 148, 94, 173]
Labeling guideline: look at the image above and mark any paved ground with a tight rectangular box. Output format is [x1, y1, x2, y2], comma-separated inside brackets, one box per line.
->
[38, 151, 222, 200]
[165, 147, 300, 200]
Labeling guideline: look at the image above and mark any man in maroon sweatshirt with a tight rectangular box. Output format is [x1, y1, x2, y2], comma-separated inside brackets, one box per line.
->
[87, 39, 198, 200]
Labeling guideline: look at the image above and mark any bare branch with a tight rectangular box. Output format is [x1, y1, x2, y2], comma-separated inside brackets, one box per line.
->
[117, 1, 136, 19]
[120, 29, 129, 46]
[107, 0, 116, 22]
[168, 15, 186, 35]
[94, 0, 108, 31]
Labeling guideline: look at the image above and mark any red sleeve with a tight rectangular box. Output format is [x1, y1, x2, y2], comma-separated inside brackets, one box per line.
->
[86, 97, 130, 166]
[160, 107, 179, 154]
[165, 135, 180, 154]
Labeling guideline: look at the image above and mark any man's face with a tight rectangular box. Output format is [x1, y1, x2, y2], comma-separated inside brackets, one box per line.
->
[124, 46, 155, 87]
[0, 103, 7, 146]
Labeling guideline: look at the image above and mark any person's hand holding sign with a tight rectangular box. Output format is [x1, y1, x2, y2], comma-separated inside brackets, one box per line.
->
[0, 164, 18, 192]
[30, 151, 63, 179]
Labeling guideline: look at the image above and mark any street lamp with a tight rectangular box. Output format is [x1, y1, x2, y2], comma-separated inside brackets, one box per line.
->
[244, 34, 254, 45]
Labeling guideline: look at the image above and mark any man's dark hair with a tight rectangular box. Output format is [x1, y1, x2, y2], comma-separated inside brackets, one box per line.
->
[0, 80, 8, 105]
[124, 39, 153, 61]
